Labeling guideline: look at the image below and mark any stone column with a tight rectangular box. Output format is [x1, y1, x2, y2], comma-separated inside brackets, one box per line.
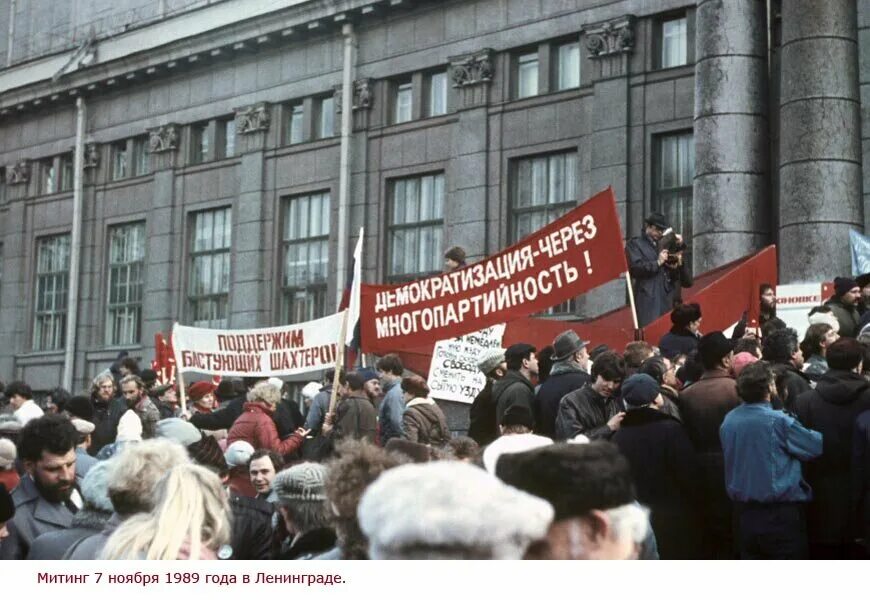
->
[779, 0, 862, 281]
[693, 0, 769, 274]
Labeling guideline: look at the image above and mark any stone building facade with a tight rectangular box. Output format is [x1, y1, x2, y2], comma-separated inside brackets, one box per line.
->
[0, 0, 867, 392]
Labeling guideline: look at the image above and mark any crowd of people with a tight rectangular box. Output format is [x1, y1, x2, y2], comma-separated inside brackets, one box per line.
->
[0, 237, 870, 560]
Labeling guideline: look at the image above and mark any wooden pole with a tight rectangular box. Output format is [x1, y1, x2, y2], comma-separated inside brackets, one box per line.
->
[624, 271, 642, 339]
[327, 309, 350, 416]
[171, 325, 188, 415]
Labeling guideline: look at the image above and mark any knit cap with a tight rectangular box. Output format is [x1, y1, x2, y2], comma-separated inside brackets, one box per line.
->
[272, 462, 328, 503]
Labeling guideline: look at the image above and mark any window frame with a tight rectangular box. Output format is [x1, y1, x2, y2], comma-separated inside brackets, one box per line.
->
[425, 70, 449, 117]
[393, 79, 414, 124]
[516, 50, 540, 99]
[315, 96, 336, 139]
[655, 12, 691, 70]
[190, 121, 210, 165]
[218, 117, 236, 159]
[652, 130, 695, 257]
[281, 191, 332, 324]
[187, 207, 233, 329]
[131, 136, 149, 177]
[112, 141, 128, 181]
[41, 158, 56, 195]
[386, 172, 446, 283]
[32, 234, 71, 351]
[555, 40, 581, 91]
[105, 221, 146, 347]
[59, 153, 74, 191]
[285, 102, 305, 145]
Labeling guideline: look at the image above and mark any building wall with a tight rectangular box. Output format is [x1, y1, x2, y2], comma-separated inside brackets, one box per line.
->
[0, 0, 857, 396]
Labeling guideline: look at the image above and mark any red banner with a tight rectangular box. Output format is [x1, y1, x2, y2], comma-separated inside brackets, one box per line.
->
[361, 188, 628, 354]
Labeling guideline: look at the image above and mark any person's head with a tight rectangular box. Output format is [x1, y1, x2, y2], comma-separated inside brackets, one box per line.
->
[376, 354, 404, 385]
[762, 327, 803, 368]
[156, 384, 178, 407]
[324, 440, 406, 559]
[801, 323, 838, 360]
[186, 435, 228, 477]
[224, 440, 255, 471]
[697, 332, 735, 372]
[621, 374, 663, 411]
[623, 341, 654, 370]
[445, 436, 481, 463]
[638, 356, 675, 388]
[188, 381, 217, 411]
[859, 274, 870, 303]
[731, 352, 760, 377]
[92, 374, 116, 403]
[536, 346, 555, 384]
[358, 461, 553, 559]
[301, 381, 321, 406]
[477, 348, 507, 380]
[400, 375, 429, 403]
[552, 330, 590, 369]
[589, 351, 626, 397]
[272, 462, 330, 536]
[670, 303, 702, 335]
[736, 361, 776, 404]
[71, 418, 95, 450]
[246, 381, 281, 413]
[834, 277, 861, 306]
[826, 337, 864, 373]
[139, 370, 158, 391]
[323, 368, 348, 396]
[499, 404, 535, 436]
[504, 343, 538, 377]
[78, 460, 115, 516]
[101, 464, 231, 560]
[675, 350, 704, 386]
[357, 369, 382, 400]
[643, 212, 668, 242]
[18, 415, 77, 503]
[346, 372, 366, 394]
[5, 381, 33, 410]
[120, 374, 146, 409]
[443, 246, 467, 271]
[107, 438, 190, 516]
[759, 284, 776, 311]
[496, 443, 647, 560]
[248, 450, 283, 496]
[119, 357, 139, 376]
[0, 484, 14, 542]
[734, 336, 762, 359]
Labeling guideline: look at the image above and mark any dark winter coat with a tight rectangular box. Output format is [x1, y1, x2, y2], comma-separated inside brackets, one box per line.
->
[625, 232, 692, 327]
[825, 297, 861, 338]
[26, 508, 111, 560]
[492, 370, 536, 427]
[190, 397, 245, 432]
[678, 367, 741, 558]
[534, 365, 590, 438]
[612, 408, 703, 558]
[0, 474, 79, 560]
[468, 378, 499, 446]
[279, 527, 337, 560]
[731, 310, 785, 339]
[229, 494, 273, 560]
[853, 411, 870, 551]
[554, 383, 621, 441]
[658, 329, 700, 360]
[402, 399, 451, 446]
[332, 393, 378, 444]
[772, 363, 813, 414]
[274, 399, 306, 439]
[89, 396, 126, 455]
[63, 512, 124, 559]
[793, 370, 870, 547]
[227, 403, 304, 457]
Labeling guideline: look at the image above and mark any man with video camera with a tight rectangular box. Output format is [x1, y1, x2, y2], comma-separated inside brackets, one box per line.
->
[625, 212, 693, 328]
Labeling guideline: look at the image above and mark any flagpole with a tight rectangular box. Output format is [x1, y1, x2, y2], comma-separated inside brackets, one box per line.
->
[328, 309, 350, 417]
[624, 271, 642, 339]
[171, 324, 188, 415]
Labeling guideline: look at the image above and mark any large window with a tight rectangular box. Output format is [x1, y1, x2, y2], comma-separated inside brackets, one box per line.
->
[394, 80, 413, 124]
[517, 52, 539, 99]
[654, 131, 694, 248]
[132, 136, 149, 176]
[282, 192, 330, 323]
[660, 16, 688, 68]
[33, 234, 70, 351]
[191, 122, 209, 164]
[427, 71, 448, 117]
[106, 222, 145, 346]
[285, 103, 304, 145]
[317, 96, 335, 139]
[112, 142, 128, 180]
[388, 173, 445, 282]
[220, 118, 236, 158]
[511, 151, 579, 314]
[41, 159, 56, 195]
[557, 42, 581, 90]
[60, 154, 74, 191]
[189, 208, 232, 328]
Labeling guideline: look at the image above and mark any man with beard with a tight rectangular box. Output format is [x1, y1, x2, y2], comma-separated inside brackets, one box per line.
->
[0, 415, 80, 559]
[89, 373, 122, 455]
[119, 375, 160, 439]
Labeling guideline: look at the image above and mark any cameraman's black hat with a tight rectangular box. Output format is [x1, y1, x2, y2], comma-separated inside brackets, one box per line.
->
[644, 212, 669, 230]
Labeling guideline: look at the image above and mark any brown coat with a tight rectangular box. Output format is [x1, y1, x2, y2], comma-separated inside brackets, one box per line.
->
[402, 398, 450, 446]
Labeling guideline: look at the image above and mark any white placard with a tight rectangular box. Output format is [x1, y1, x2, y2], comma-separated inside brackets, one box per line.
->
[427, 324, 506, 404]
[775, 283, 825, 340]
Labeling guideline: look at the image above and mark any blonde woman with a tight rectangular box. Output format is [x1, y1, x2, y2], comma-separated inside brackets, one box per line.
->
[100, 464, 232, 560]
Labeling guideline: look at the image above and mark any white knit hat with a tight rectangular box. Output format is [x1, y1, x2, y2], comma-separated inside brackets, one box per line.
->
[224, 440, 255, 468]
[116, 410, 143, 443]
[808, 311, 840, 333]
[482, 433, 553, 474]
[0, 438, 16, 469]
[301, 381, 321, 400]
[358, 461, 553, 560]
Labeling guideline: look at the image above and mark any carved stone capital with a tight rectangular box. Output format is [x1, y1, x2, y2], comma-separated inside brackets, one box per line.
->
[84, 142, 99, 169]
[235, 102, 271, 134]
[449, 49, 495, 88]
[5, 159, 31, 184]
[148, 124, 179, 153]
[336, 79, 374, 113]
[585, 15, 635, 58]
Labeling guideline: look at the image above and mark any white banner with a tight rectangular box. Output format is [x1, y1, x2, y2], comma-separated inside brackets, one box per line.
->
[776, 283, 826, 340]
[172, 312, 344, 377]
[427, 324, 505, 404]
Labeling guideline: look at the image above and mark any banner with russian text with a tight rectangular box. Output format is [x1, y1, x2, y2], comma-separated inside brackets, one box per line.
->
[172, 313, 343, 378]
[361, 188, 628, 354]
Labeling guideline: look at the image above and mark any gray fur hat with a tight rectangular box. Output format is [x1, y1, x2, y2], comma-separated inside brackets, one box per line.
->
[79, 460, 115, 513]
[272, 462, 328, 504]
[357, 461, 553, 559]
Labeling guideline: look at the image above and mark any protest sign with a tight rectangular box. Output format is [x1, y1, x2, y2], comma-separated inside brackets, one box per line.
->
[172, 312, 344, 378]
[361, 188, 627, 354]
[427, 324, 506, 404]
[775, 282, 833, 340]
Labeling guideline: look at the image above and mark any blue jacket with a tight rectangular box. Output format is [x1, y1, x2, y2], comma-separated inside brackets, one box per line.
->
[625, 233, 692, 327]
[378, 379, 405, 446]
[720, 402, 822, 503]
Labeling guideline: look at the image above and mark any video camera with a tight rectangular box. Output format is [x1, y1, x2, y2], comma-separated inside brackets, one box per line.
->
[657, 228, 687, 266]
